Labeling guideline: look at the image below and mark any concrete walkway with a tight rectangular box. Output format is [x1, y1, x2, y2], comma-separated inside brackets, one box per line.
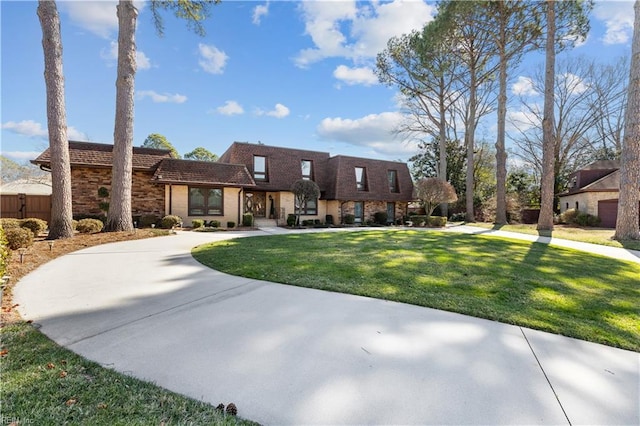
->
[14, 228, 640, 425]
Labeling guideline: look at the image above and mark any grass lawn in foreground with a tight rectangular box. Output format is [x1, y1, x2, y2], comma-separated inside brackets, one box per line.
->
[1, 322, 254, 425]
[193, 230, 640, 352]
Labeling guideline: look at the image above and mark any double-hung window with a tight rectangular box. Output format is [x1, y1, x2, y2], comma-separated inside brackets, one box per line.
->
[355, 167, 368, 191]
[254, 155, 267, 181]
[189, 187, 223, 216]
[295, 197, 317, 215]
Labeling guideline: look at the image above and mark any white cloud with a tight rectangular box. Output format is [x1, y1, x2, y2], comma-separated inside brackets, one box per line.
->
[562, 72, 589, 95]
[215, 100, 244, 116]
[257, 103, 290, 118]
[507, 106, 542, 133]
[317, 111, 417, 157]
[2, 120, 87, 140]
[593, 2, 634, 45]
[333, 65, 378, 86]
[137, 90, 187, 104]
[59, 1, 118, 38]
[511, 76, 538, 97]
[1, 151, 44, 161]
[101, 41, 151, 70]
[2, 120, 48, 138]
[252, 2, 269, 25]
[295, 0, 435, 67]
[198, 43, 228, 74]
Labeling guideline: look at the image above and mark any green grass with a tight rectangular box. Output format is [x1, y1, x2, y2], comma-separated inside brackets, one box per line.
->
[1, 322, 255, 425]
[193, 230, 640, 352]
[471, 222, 640, 250]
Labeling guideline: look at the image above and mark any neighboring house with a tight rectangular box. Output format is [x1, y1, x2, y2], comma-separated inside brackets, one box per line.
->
[557, 160, 639, 228]
[33, 141, 414, 227]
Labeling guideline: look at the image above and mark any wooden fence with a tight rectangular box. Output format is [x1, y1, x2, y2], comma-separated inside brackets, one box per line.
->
[1, 194, 52, 223]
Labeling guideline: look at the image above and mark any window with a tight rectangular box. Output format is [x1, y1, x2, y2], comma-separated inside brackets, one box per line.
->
[254, 155, 267, 181]
[355, 167, 367, 191]
[301, 160, 313, 180]
[189, 187, 223, 216]
[388, 170, 399, 193]
[295, 197, 317, 215]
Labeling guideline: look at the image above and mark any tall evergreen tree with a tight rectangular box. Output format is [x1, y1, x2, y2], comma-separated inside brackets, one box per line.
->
[37, 0, 74, 239]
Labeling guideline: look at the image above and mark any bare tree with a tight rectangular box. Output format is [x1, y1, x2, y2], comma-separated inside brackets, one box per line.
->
[615, 0, 640, 241]
[291, 179, 320, 227]
[414, 178, 458, 217]
[37, 0, 74, 239]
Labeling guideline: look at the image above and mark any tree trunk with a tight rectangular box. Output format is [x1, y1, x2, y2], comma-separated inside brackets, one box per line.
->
[495, 2, 508, 225]
[106, 0, 137, 232]
[438, 76, 449, 218]
[538, 0, 556, 231]
[615, 0, 640, 241]
[465, 72, 477, 223]
[37, 0, 74, 240]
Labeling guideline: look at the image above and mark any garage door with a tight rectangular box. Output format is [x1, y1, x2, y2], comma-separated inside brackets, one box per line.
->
[598, 199, 618, 228]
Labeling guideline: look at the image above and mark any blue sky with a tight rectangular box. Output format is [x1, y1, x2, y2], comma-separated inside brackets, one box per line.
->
[0, 0, 635, 165]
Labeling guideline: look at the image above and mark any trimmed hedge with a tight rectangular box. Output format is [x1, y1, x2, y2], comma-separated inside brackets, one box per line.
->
[20, 218, 48, 236]
[227, 221, 236, 229]
[76, 218, 104, 234]
[0, 218, 21, 229]
[242, 213, 254, 227]
[5, 227, 34, 250]
[139, 215, 159, 228]
[191, 219, 204, 229]
[344, 214, 355, 225]
[0, 227, 10, 278]
[160, 215, 182, 229]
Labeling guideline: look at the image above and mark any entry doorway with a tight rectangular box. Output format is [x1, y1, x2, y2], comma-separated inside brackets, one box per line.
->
[244, 191, 266, 218]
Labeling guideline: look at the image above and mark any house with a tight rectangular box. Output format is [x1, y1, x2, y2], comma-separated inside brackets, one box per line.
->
[32, 141, 414, 227]
[558, 160, 639, 228]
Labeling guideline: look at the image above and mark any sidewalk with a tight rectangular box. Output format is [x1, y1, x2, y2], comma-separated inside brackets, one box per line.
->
[14, 229, 640, 425]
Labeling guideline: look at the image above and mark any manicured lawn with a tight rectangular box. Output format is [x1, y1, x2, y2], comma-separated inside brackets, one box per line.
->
[472, 222, 640, 251]
[1, 322, 254, 425]
[193, 230, 640, 352]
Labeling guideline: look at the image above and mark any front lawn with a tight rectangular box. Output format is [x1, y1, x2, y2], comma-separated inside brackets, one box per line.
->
[1, 322, 254, 425]
[471, 222, 640, 251]
[193, 230, 640, 352]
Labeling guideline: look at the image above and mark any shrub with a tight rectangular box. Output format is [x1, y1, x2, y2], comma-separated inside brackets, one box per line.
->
[160, 215, 182, 229]
[20, 218, 47, 236]
[206, 220, 219, 228]
[191, 219, 204, 229]
[140, 215, 159, 228]
[97, 186, 109, 198]
[0, 218, 21, 229]
[242, 213, 254, 227]
[411, 215, 427, 226]
[559, 208, 579, 224]
[575, 212, 601, 227]
[325, 215, 334, 225]
[302, 219, 314, 226]
[287, 214, 296, 227]
[71, 220, 78, 231]
[427, 216, 447, 227]
[449, 212, 466, 222]
[5, 227, 34, 250]
[373, 211, 388, 225]
[344, 214, 355, 225]
[227, 221, 236, 229]
[0, 227, 10, 278]
[98, 201, 110, 212]
[74, 214, 107, 223]
[76, 218, 104, 234]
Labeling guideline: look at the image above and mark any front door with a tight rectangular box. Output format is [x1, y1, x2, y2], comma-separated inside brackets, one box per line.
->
[387, 202, 395, 224]
[354, 201, 364, 223]
[244, 191, 266, 218]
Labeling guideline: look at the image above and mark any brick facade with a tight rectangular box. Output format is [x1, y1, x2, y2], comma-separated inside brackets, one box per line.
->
[340, 200, 408, 224]
[71, 167, 165, 217]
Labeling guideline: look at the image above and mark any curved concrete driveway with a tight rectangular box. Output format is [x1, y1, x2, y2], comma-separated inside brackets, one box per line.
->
[15, 228, 639, 425]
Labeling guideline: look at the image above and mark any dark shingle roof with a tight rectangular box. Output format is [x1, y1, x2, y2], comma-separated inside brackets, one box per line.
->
[325, 155, 414, 201]
[32, 141, 172, 170]
[152, 159, 255, 187]
[219, 142, 331, 191]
